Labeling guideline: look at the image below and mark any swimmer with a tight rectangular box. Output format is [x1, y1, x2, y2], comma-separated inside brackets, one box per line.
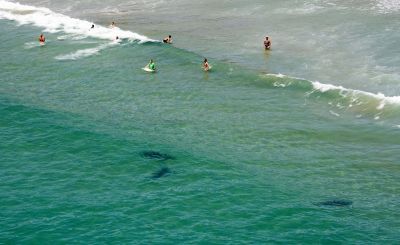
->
[203, 58, 210, 71]
[163, 35, 172, 44]
[38, 33, 45, 44]
[147, 59, 156, 71]
[264, 36, 271, 50]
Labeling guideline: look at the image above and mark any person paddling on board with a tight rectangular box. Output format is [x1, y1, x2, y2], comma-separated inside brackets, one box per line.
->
[147, 59, 156, 71]
[264, 36, 271, 50]
[203, 58, 210, 71]
[163, 35, 172, 44]
[39, 34, 45, 44]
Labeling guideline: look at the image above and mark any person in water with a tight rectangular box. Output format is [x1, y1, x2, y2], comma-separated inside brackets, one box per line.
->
[163, 35, 172, 44]
[91, 24, 95, 29]
[264, 36, 271, 50]
[147, 59, 156, 71]
[203, 58, 210, 71]
[38, 34, 45, 44]
[110, 21, 116, 28]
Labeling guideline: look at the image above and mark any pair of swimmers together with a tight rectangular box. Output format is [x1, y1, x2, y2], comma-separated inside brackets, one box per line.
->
[39, 21, 117, 43]
[91, 22, 120, 40]
[145, 58, 210, 72]
[90, 21, 115, 29]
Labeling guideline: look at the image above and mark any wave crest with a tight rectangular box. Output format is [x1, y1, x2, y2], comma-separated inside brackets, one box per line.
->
[0, 0, 155, 43]
[263, 73, 400, 120]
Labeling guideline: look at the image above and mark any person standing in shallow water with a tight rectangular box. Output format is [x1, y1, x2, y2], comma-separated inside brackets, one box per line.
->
[203, 58, 210, 71]
[264, 36, 271, 50]
[38, 34, 45, 44]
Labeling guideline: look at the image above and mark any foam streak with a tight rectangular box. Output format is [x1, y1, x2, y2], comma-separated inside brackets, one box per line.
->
[0, 0, 155, 42]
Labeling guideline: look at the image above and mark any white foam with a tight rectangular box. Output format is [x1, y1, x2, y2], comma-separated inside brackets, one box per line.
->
[311, 81, 400, 106]
[263, 73, 400, 108]
[57, 34, 87, 41]
[0, 0, 155, 43]
[55, 42, 118, 60]
[266, 73, 286, 78]
[329, 110, 340, 117]
[376, 101, 386, 110]
[274, 4, 324, 15]
[273, 82, 288, 88]
[24, 41, 40, 49]
[374, 0, 400, 14]
[312, 81, 345, 93]
[265, 73, 293, 88]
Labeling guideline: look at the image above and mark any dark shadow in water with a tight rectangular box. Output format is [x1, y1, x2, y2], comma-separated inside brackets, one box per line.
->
[140, 150, 175, 161]
[151, 166, 171, 179]
[315, 199, 353, 207]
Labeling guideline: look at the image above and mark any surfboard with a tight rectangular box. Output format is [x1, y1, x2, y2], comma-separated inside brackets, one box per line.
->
[40, 42, 45, 46]
[142, 67, 156, 73]
[204, 65, 212, 72]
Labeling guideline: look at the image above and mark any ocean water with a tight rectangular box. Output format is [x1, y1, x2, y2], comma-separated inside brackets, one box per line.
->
[1, 0, 400, 243]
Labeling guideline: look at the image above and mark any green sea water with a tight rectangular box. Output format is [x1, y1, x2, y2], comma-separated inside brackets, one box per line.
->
[1, 1, 400, 243]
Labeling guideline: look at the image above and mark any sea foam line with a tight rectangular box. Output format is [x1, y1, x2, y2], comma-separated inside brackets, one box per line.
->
[311, 81, 400, 109]
[0, 0, 155, 43]
[264, 73, 400, 109]
[375, 0, 400, 14]
[54, 42, 119, 60]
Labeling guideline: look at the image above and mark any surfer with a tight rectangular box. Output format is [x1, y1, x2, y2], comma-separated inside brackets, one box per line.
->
[91, 24, 95, 29]
[147, 59, 156, 71]
[110, 21, 116, 28]
[264, 36, 271, 50]
[203, 58, 210, 71]
[38, 34, 45, 44]
[163, 35, 172, 44]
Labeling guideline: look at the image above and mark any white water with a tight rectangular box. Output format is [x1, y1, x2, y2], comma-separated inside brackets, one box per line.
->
[311, 81, 400, 109]
[374, 0, 400, 13]
[0, 0, 154, 42]
[265, 73, 400, 109]
[55, 42, 119, 60]
[1, 0, 399, 117]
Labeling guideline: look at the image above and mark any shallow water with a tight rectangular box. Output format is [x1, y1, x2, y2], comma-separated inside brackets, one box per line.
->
[1, 0, 400, 243]
[13, 0, 400, 96]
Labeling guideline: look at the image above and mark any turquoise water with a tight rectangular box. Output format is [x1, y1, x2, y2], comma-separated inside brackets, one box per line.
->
[15, 0, 400, 96]
[1, 1, 400, 243]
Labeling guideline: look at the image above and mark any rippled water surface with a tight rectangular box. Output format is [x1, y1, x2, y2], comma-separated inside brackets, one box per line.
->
[1, 0, 400, 243]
